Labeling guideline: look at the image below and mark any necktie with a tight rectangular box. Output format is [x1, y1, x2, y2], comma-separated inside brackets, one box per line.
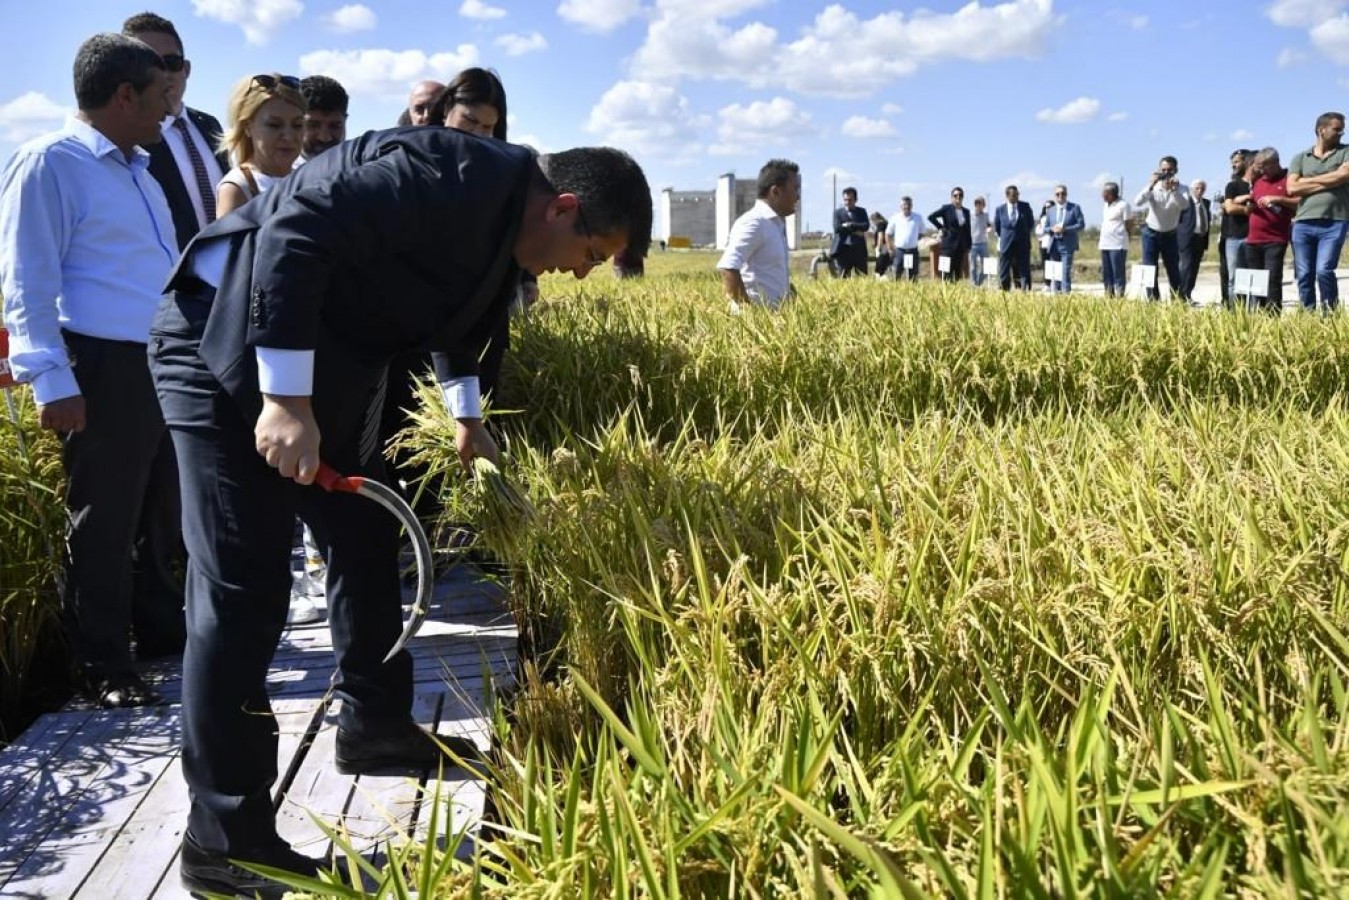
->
[173, 116, 216, 224]
[1198, 200, 1208, 234]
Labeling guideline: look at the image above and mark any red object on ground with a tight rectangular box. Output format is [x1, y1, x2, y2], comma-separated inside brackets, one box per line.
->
[0, 328, 17, 391]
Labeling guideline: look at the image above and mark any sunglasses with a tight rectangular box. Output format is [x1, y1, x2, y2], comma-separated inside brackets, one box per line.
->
[249, 74, 301, 94]
[160, 53, 187, 73]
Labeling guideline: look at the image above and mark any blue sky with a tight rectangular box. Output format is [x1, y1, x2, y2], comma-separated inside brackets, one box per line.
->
[0, 0, 1345, 234]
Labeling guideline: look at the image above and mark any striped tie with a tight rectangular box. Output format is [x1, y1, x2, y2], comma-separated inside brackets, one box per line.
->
[172, 115, 216, 224]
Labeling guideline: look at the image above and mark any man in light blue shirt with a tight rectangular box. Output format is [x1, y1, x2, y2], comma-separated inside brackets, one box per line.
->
[0, 33, 181, 708]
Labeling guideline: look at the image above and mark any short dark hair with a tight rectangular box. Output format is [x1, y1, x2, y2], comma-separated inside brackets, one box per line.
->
[300, 75, 349, 115]
[842, 187, 857, 199]
[756, 158, 798, 198]
[429, 68, 507, 140]
[901, 195, 913, 204]
[73, 32, 164, 111]
[1316, 111, 1345, 132]
[1160, 155, 1178, 169]
[537, 147, 652, 257]
[122, 11, 183, 53]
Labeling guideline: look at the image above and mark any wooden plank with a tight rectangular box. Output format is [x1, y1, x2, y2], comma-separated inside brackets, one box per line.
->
[0, 708, 170, 892]
[0, 708, 96, 813]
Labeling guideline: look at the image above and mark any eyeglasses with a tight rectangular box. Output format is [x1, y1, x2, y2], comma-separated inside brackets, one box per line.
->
[249, 74, 301, 95]
[575, 203, 606, 267]
[160, 53, 187, 73]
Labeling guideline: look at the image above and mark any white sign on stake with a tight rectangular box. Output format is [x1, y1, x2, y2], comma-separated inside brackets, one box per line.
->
[903, 253, 916, 271]
[938, 255, 952, 274]
[1045, 260, 1064, 283]
[1233, 267, 1270, 298]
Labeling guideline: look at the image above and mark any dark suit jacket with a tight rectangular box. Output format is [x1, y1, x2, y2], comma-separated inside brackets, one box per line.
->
[1178, 196, 1211, 246]
[831, 205, 869, 256]
[163, 127, 534, 424]
[927, 204, 973, 255]
[147, 107, 228, 250]
[993, 201, 1035, 254]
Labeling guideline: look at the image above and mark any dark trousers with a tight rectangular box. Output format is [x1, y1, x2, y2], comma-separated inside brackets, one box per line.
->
[1141, 226, 1182, 300]
[1180, 232, 1209, 299]
[998, 243, 1032, 290]
[62, 331, 183, 677]
[835, 243, 868, 278]
[150, 290, 414, 854]
[1218, 236, 1230, 305]
[1239, 241, 1287, 312]
[1100, 249, 1127, 297]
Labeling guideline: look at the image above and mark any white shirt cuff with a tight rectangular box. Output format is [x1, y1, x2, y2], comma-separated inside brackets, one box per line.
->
[256, 348, 314, 396]
[440, 376, 481, 419]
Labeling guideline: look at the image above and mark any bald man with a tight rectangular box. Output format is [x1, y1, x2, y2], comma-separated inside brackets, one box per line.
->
[401, 80, 444, 126]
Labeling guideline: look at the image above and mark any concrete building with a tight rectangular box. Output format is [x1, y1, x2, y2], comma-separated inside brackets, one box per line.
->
[659, 189, 716, 247]
[659, 174, 801, 250]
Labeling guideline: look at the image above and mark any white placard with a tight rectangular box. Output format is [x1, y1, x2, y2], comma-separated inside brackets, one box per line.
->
[903, 253, 916, 271]
[1234, 267, 1270, 297]
[1045, 260, 1064, 282]
[938, 255, 952, 274]
[1130, 264, 1157, 288]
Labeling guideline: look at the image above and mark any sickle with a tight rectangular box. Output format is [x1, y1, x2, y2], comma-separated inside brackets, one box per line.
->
[314, 462, 433, 663]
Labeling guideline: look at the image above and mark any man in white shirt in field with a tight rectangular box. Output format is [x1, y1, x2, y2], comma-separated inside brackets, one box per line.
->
[718, 159, 799, 311]
[1133, 155, 1189, 300]
[885, 195, 927, 281]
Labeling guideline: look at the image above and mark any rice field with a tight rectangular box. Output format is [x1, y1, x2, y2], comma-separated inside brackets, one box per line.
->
[2, 259, 1347, 895]
[403, 268, 1349, 897]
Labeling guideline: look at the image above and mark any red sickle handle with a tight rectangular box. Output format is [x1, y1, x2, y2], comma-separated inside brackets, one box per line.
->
[314, 462, 365, 494]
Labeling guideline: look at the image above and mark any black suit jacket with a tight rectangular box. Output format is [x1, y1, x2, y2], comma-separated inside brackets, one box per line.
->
[831, 205, 869, 256]
[147, 107, 228, 250]
[927, 204, 973, 255]
[164, 127, 533, 423]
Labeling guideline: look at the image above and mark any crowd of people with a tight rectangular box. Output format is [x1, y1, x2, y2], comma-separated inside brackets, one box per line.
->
[0, 12, 652, 897]
[718, 117, 1349, 314]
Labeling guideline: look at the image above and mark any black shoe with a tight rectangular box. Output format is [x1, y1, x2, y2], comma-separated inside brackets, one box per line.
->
[335, 719, 481, 776]
[82, 670, 164, 709]
[180, 832, 326, 899]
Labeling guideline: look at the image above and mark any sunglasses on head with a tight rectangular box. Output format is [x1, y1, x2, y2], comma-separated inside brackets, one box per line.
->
[249, 74, 301, 93]
[160, 53, 187, 73]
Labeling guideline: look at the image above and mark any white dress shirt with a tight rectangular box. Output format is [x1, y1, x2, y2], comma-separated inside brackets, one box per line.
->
[886, 212, 925, 250]
[1099, 200, 1131, 251]
[1133, 182, 1188, 232]
[717, 199, 790, 308]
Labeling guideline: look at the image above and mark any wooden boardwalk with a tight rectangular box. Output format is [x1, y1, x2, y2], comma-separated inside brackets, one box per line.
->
[0, 566, 517, 899]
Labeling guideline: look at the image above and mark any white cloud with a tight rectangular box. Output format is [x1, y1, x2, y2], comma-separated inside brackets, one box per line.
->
[557, 0, 644, 33]
[298, 47, 480, 98]
[1266, 0, 1349, 28]
[1089, 172, 1115, 190]
[841, 115, 896, 138]
[1000, 170, 1056, 192]
[1276, 46, 1308, 66]
[324, 4, 377, 33]
[0, 91, 69, 143]
[191, 0, 303, 45]
[1107, 111, 1128, 122]
[1310, 14, 1349, 56]
[585, 80, 707, 157]
[631, 0, 1061, 97]
[496, 32, 548, 55]
[1035, 96, 1101, 124]
[1129, 14, 1148, 29]
[881, 102, 903, 115]
[710, 96, 812, 155]
[460, 0, 506, 20]
[1230, 128, 1255, 141]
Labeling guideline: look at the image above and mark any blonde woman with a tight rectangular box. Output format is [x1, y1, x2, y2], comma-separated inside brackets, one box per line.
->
[216, 73, 305, 217]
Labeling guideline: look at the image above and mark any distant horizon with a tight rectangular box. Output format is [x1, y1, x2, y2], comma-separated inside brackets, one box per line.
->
[0, 0, 1339, 236]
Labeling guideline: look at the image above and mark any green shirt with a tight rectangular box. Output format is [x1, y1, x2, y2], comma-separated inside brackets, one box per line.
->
[1290, 143, 1349, 221]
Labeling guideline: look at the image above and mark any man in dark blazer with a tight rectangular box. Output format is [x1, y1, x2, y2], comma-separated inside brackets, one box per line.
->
[123, 13, 228, 251]
[831, 186, 870, 277]
[149, 128, 651, 897]
[928, 186, 974, 281]
[993, 184, 1035, 290]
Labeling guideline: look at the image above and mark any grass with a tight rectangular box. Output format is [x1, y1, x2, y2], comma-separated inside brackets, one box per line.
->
[368, 277, 1349, 896]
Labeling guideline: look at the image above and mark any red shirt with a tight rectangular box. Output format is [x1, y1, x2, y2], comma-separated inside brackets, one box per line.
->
[1247, 173, 1293, 245]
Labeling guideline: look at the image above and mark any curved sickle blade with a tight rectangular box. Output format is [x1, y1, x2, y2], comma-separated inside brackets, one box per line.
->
[314, 463, 433, 663]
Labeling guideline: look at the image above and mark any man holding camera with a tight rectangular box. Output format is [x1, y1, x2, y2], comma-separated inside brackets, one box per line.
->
[1134, 156, 1189, 300]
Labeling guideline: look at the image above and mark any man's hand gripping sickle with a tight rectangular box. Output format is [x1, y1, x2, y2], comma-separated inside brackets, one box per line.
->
[256, 394, 321, 484]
